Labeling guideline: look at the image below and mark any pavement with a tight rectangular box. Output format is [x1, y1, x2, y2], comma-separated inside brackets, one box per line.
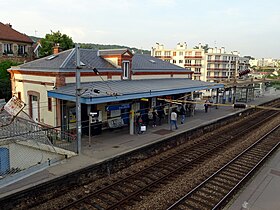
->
[1, 88, 280, 208]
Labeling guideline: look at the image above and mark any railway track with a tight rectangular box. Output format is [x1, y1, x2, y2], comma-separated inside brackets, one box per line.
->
[167, 124, 280, 210]
[54, 105, 280, 210]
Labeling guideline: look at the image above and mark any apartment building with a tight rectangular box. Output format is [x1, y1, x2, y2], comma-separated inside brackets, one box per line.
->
[151, 43, 250, 83]
[249, 58, 279, 68]
[151, 42, 205, 81]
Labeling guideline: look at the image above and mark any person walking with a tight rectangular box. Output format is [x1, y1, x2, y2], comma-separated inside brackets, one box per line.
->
[204, 98, 210, 113]
[170, 109, 178, 131]
[180, 105, 186, 124]
[152, 108, 158, 127]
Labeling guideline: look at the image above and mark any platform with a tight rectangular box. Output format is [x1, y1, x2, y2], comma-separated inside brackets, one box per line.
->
[1, 88, 280, 205]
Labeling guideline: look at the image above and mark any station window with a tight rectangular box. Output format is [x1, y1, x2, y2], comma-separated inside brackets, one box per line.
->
[48, 98, 52, 111]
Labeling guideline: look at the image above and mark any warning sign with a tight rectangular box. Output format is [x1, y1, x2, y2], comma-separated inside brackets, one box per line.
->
[4, 96, 25, 116]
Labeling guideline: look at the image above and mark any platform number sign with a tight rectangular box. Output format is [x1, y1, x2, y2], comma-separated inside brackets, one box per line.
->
[4, 95, 25, 116]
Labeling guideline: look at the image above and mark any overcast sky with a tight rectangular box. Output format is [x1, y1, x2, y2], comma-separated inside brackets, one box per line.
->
[1, 0, 279, 58]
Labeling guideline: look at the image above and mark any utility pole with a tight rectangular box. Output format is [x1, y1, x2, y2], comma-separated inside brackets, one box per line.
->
[76, 44, 82, 154]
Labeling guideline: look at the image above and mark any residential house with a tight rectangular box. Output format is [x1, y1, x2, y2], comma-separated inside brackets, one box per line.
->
[0, 22, 33, 62]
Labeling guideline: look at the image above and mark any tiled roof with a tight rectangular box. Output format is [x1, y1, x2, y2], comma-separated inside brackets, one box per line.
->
[19, 49, 118, 70]
[20, 49, 74, 69]
[17, 48, 190, 73]
[0, 22, 33, 43]
[132, 54, 190, 72]
[98, 49, 129, 56]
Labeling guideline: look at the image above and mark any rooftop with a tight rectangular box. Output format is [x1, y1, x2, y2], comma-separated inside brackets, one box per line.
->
[0, 22, 33, 43]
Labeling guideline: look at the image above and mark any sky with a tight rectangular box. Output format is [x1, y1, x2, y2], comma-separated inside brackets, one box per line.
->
[1, 0, 280, 58]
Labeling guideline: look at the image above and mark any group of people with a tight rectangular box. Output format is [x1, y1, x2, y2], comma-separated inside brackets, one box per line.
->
[170, 105, 187, 130]
[136, 107, 164, 134]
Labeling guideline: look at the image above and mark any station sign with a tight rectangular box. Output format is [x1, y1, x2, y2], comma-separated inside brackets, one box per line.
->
[4, 96, 25, 116]
[106, 104, 130, 111]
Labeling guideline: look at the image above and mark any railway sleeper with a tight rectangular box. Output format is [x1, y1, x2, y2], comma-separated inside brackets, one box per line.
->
[96, 193, 115, 206]
[226, 167, 247, 177]
[242, 153, 263, 161]
[204, 183, 228, 195]
[83, 199, 105, 210]
[231, 162, 253, 170]
[222, 170, 244, 179]
[235, 159, 255, 168]
[178, 201, 202, 210]
[212, 177, 236, 188]
[106, 191, 125, 201]
[187, 196, 213, 209]
[192, 191, 219, 205]
[227, 164, 251, 173]
[218, 172, 240, 182]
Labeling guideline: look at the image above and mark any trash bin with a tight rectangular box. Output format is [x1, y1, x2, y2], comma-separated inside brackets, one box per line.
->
[91, 122, 102, 135]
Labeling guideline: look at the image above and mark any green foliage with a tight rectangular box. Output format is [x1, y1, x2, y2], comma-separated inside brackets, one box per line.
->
[78, 43, 150, 54]
[194, 44, 209, 52]
[244, 55, 255, 60]
[39, 31, 74, 57]
[0, 60, 21, 101]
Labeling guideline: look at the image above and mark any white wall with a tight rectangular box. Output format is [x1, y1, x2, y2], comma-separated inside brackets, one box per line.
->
[2, 143, 63, 170]
[13, 74, 56, 126]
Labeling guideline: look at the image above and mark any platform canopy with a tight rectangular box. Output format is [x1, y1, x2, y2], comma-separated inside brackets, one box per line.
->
[48, 78, 224, 104]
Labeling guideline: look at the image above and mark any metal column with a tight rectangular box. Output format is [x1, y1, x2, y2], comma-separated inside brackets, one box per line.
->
[75, 44, 82, 154]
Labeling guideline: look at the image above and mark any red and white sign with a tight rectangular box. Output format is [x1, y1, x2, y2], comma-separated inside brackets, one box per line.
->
[4, 96, 25, 116]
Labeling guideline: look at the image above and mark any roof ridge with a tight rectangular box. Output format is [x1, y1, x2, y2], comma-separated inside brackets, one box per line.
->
[60, 48, 75, 68]
[99, 48, 128, 51]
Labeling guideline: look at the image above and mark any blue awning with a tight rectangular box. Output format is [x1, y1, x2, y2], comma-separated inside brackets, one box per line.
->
[48, 78, 224, 104]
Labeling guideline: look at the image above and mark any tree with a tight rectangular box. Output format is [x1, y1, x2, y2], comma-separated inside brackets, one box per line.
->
[0, 60, 21, 101]
[194, 44, 209, 52]
[39, 31, 74, 57]
[244, 56, 255, 60]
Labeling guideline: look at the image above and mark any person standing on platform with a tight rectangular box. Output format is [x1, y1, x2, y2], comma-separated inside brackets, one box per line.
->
[180, 104, 186, 124]
[157, 105, 164, 125]
[170, 109, 178, 130]
[136, 114, 143, 134]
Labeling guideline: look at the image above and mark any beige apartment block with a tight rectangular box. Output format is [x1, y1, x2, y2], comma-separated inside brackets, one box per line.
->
[152, 43, 250, 83]
[151, 42, 206, 81]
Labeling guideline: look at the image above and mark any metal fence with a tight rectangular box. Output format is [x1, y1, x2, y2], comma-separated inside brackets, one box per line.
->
[0, 110, 77, 181]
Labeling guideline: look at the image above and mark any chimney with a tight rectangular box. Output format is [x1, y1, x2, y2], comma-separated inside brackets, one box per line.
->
[5, 23, 12, 28]
[53, 43, 61, 54]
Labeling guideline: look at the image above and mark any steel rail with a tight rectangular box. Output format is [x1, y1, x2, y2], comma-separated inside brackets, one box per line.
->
[167, 124, 280, 210]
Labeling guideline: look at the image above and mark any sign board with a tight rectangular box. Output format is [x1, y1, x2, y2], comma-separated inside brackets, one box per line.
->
[4, 96, 25, 116]
[106, 104, 130, 111]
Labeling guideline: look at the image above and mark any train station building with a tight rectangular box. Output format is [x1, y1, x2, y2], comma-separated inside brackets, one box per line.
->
[8, 47, 223, 138]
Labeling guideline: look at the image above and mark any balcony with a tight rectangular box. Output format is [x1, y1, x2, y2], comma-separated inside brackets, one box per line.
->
[207, 68, 229, 71]
[184, 56, 202, 59]
[207, 60, 229, 63]
[155, 56, 172, 59]
[184, 64, 202, 67]
[206, 76, 228, 79]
